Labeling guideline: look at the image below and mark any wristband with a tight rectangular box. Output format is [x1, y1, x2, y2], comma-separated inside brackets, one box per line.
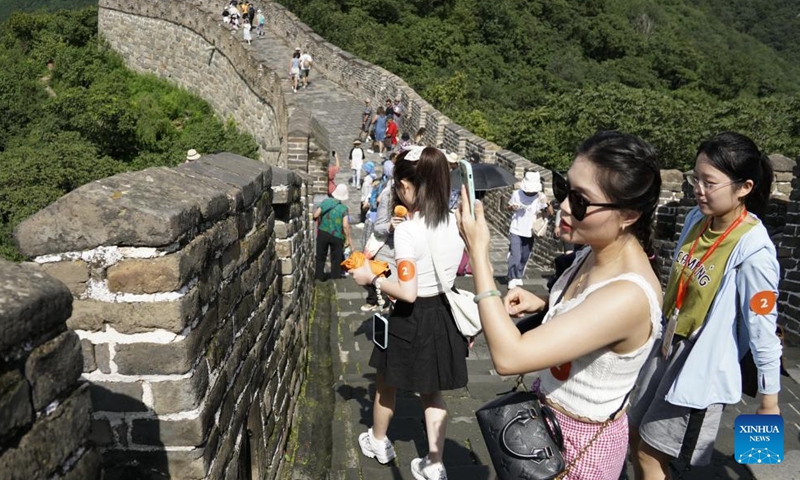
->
[473, 289, 501, 304]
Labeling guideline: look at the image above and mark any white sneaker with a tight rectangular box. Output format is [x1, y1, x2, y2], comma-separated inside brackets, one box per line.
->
[507, 278, 519, 289]
[358, 428, 396, 464]
[360, 304, 378, 312]
[410, 456, 447, 480]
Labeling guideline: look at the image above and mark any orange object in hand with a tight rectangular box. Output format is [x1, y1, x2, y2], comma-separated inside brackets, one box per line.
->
[394, 205, 408, 217]
[340, 251, 391, 277]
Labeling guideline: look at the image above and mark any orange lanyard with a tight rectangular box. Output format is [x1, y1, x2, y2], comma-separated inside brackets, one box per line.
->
[673, 209, 747, 312]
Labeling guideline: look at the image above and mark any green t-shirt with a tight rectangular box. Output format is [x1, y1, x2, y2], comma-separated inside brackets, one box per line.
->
[664, 217, 756, 337]
[317, 198, 348, 240]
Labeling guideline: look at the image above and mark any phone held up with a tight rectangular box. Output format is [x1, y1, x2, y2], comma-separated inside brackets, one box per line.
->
[459, 160, 476, 219]
[372, 313, 389, 350]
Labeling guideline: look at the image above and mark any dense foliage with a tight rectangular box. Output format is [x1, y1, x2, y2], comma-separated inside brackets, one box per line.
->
[0, 0, 98, 24]
[0, 7, 258, 260]
[277, 0, 800, 171]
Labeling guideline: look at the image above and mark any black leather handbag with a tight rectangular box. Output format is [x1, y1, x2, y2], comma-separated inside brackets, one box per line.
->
[476, 387, 565, 480]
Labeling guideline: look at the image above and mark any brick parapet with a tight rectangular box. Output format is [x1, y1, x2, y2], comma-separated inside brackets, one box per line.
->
[13, 154, 315, 479]
[0, 261, 100, 480]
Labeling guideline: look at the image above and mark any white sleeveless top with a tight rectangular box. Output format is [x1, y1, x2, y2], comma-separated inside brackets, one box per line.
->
[537, 248, 662, 421]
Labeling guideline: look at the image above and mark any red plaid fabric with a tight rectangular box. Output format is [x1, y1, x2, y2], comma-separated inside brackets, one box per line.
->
[551, 409, 628, 479]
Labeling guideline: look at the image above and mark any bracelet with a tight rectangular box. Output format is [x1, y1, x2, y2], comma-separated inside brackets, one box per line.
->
[473, 289, 501, 304]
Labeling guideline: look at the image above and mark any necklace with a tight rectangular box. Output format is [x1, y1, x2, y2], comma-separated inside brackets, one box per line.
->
[572, 238, 632, 296]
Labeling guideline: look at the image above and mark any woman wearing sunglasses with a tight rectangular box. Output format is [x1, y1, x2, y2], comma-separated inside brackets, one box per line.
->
[458, 131, 663, 478]
[629, 132, 781, 479]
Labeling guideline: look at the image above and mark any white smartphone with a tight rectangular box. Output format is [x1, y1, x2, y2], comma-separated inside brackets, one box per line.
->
[459, 160, 476, 219]
[372, 313, 389, 350]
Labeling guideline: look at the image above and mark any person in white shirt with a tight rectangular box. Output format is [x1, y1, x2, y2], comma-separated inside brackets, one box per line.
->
[350, 146, 467, 480]
[299, 50, 313, 88]
[506, 171, 552, 289]
[349, 139, 365, 188]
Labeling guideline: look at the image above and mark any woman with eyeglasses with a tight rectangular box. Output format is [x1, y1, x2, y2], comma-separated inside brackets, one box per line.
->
[350, 146, 468, 480]
[457, 131, 663, 479]
[629, 132, 781, 479]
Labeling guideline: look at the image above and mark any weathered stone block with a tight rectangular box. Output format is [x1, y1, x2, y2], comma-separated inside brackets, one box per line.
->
[150, 361, 209, 415]
[0, 370, 33, 444]
[101, 448, 206, 480]
[80, 339, 96, 373]
[281, 275, 295, 292]
[89, 418, 113, 447]
[69, 287, 200, 334]
[221, 242, 242, 279]
[275, 238, 293, 258]
[107, 234, 209, 293]
[36, 260, 90, 295]
[13, 169, 214, 256]
[0, 260, 72, 356]
[132, 416, 205, 446]
[60, 447, 100, 480]
[114, 341, 191, 376]
[240, 225, 268, 267]
[0, 384, 90, 480]
[94, 343, 111, 374]
[24, 330, 83, 410]
[88, 381, 146, 412]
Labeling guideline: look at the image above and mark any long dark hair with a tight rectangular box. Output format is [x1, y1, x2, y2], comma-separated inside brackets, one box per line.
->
[576, 131, 661, 265]
[392, 147, 451, 228]
[696, 132, 773, 219]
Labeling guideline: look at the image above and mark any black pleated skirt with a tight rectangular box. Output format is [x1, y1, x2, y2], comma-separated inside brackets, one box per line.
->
[369, 293, 469, 393]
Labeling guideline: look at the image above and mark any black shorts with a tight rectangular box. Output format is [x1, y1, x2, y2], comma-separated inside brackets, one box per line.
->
[301, 68, 310, 78]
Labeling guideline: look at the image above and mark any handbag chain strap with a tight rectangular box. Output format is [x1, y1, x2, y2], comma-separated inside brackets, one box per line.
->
[555, 418, 611, 479]
[555, 388, 632, 479]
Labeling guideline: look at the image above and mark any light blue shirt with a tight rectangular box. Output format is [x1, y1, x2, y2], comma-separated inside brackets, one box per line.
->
[664, 207, 782, 408]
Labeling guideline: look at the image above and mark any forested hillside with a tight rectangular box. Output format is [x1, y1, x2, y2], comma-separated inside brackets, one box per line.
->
[0, 0, 97, 23]
[277, 0, 800, 171]
[0, 7, 258, 260]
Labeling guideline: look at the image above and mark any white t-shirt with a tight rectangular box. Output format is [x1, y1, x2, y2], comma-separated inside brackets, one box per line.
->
[300, 53, 313, 69]
[508, 189, 548, 237]
[350, 148, 364, 170]
[393, 213, 464, 297]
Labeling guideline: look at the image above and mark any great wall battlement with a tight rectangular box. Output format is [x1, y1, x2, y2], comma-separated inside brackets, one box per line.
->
[1, 1, 799, 478]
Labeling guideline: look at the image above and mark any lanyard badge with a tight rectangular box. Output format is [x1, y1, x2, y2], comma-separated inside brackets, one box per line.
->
[662, 210, 748, 360]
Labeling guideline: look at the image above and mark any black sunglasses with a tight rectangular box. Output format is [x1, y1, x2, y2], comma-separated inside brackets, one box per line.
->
[552, 171, 625, 221]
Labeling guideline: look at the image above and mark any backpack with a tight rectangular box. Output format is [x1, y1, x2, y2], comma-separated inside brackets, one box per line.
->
[302, 56, 313, 69]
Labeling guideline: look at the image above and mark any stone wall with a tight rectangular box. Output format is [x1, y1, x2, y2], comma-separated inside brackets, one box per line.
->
[98, 0, 285, 166]
[0, 261, 100, 480]
[13, 154, 315, 479]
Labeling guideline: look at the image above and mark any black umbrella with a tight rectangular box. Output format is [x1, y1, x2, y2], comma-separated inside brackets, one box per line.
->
[450, 163, 517, 191]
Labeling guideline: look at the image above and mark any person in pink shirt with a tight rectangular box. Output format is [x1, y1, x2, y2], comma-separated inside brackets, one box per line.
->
[328, 151, 340, 196]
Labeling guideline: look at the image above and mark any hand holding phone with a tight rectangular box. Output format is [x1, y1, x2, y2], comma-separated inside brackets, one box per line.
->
[459, 160, 476, 219]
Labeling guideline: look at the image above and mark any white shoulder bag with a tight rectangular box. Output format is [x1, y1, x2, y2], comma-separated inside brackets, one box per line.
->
[427, 234, 482, 337]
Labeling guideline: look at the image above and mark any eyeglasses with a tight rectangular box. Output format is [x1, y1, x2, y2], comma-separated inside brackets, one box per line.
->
[552, 172, 626, 221]
[685, 175, 741, 193]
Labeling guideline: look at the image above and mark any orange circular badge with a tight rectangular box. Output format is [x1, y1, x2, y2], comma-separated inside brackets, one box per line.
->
[398, 260, 416, 282]
[750, 291, 776, 316]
